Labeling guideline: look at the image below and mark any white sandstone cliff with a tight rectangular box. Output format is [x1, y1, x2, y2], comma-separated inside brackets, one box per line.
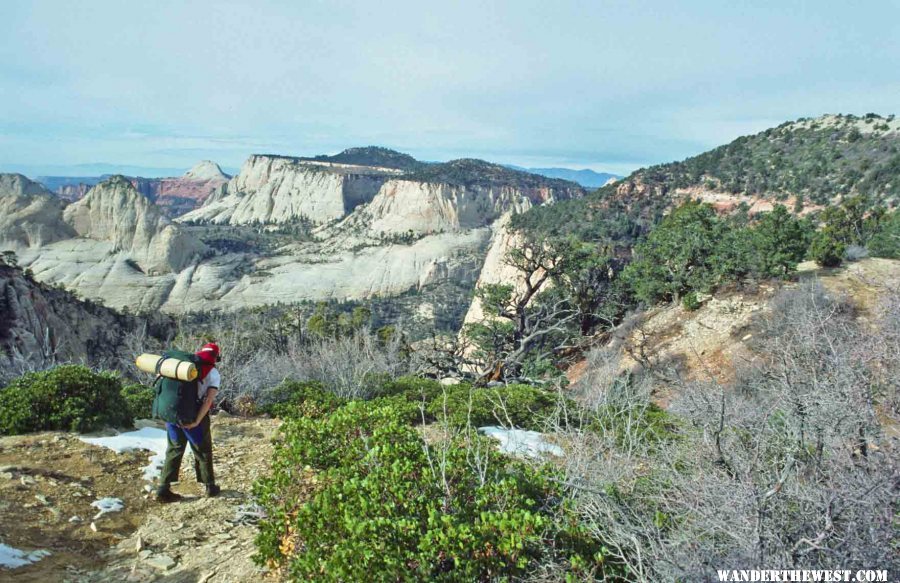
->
[62, 176, 205, 274]
[0, 174, 75, 249]
[180, 155, 396, 225]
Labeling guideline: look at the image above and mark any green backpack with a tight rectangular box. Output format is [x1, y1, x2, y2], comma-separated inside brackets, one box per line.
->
[151, 349, 202, 425]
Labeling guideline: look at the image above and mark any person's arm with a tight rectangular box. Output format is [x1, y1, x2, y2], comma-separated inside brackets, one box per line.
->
[183, 387, 217, 429]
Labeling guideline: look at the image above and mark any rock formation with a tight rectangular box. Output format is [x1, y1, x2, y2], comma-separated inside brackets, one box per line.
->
[0, 261, 168, 376]
[332, 180, 564, 238]
[142, 161, 230, 216]
[180, 155, 395, 225]
[0, 174, 76, 248]
[4, 150, 583, 315]
[461, 213, 530, 327]
[62, 176, 205, 274]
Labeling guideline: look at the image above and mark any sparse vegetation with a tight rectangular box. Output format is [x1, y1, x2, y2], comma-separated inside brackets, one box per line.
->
[405, 158, 584, 191]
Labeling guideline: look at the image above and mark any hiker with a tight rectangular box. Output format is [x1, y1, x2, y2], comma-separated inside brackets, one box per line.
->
[156, 342, 222, 502]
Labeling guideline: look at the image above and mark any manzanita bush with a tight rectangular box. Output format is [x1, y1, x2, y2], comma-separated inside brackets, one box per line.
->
[253, 400, 627, 581]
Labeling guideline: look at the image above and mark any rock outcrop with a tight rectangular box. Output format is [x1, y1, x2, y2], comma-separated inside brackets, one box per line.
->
[461, 213, 530, 328]
[332, 180, 568, 238]
[180, 155, 395, 225]
[183, 160, 229, 182]
[62, 176, 205, 274]
[55, 182, 95, 202]
[0, 262, 169, 376]
[0, 174, 76, 248]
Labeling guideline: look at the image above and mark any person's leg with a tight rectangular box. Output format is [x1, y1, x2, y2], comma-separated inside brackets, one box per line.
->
[185, 415, 216, 493]
[157, 423, 188, 501]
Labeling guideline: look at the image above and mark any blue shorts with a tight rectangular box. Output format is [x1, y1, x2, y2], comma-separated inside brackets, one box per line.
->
[166, 421, 206, 447]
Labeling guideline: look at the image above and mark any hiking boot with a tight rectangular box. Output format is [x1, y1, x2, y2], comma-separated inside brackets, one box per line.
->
[155, 488, 183, 503]
[204, 484, 221, 498]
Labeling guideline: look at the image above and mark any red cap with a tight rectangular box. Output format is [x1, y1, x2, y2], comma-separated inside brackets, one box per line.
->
[196, 342, 220, 364]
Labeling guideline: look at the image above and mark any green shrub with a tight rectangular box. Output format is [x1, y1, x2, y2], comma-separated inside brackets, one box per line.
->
[590, 401, 680, 450]
[261, 380, 345, 418]
[623, 202, 813, 305]
[0, 365, 130, 434]
[374, 375, 442, 402]
[867, 210, 899, 259]
[120, 383, 153, 420]
[681, 291, 701, 311]
[254, 401, 624, 581]
[426, 383, 559, 429]
[808, 229, 846, 267]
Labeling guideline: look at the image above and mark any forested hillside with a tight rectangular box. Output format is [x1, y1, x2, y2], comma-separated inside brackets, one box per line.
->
[615, 113, 900, 206]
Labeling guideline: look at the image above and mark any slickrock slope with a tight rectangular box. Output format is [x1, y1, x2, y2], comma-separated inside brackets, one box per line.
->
[460, 213, 529, 328]
[62, 176, 205, 274]
[5, 175, 206, 312]
[332, 181, 558, 238]
[319, 159, 583, 251]
[0, 174, 75, 248]
[180, 155, 396, 225]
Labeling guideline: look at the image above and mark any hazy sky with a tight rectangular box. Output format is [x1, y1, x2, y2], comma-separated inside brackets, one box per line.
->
[2, 0, 898, 176]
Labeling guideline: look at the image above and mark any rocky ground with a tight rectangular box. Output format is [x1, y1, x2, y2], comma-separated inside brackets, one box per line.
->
[0, 413, 280, 583]
[566, 258, 900, 404]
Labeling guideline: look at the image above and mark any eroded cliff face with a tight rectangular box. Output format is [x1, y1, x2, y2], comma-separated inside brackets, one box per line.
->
[132, 161, 230, 217]
[331, 180, 571, 238]
[461, 212, 531, 327]
[0, 263, 168, 375]
[180, 156, 395, 225]
[62, 176, 205, 274]
[0, 174, 76, 249]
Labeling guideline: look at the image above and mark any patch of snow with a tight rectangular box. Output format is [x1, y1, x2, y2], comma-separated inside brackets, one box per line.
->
[91, 497, 124, 519]
[79, 427, 168, 480]
[0, 543, 51, 569]
[478, 426, 564, 459]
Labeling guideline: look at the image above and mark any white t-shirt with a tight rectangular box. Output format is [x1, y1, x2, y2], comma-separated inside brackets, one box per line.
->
[198, 368, 220, 401]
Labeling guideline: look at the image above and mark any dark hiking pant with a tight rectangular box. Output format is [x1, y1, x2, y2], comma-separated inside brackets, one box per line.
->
[159, 414, 215, 487]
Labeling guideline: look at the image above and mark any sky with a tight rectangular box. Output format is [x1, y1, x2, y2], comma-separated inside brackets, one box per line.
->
[1, 0, 898, 177]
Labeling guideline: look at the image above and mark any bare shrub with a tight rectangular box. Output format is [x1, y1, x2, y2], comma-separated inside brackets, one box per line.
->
[844, 244, 869, 261]
[549, 282, 899, 581]
[201, 329, 409, 407]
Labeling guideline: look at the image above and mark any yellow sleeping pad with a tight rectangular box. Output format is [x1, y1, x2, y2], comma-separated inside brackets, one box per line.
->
[135, 353, 198, 382]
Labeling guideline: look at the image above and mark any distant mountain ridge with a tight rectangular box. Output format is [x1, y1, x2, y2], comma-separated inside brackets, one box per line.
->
[182, 149, 585, 226]
[506, 165, 620, 188]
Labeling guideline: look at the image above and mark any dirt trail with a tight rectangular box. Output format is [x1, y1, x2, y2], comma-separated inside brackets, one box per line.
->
[0, 413, 280, 582]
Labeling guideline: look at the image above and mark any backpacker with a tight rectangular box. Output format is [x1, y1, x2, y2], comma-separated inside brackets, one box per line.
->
[151, 349, 203, 425]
